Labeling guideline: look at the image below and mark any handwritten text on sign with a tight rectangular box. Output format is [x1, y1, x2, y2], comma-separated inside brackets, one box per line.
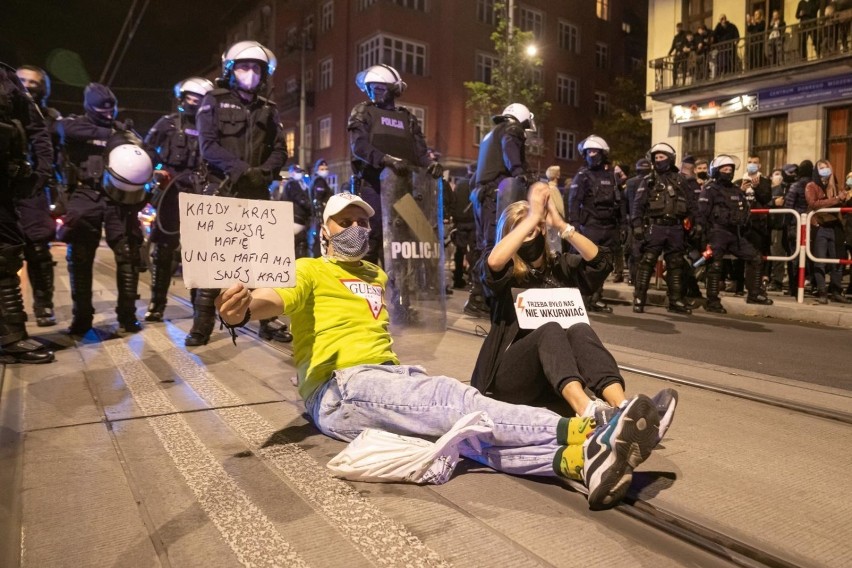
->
[512, 287, 590, 330]
[178, 193, 295, 289]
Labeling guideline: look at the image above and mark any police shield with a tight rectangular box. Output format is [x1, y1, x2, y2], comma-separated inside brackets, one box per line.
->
[380, 167, 446, 332]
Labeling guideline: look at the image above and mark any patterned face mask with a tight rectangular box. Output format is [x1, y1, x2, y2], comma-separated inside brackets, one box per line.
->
[326, 225, 370, 261]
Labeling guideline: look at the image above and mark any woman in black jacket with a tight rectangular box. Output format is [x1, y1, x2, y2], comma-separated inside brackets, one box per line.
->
[471, 182, 633, 419]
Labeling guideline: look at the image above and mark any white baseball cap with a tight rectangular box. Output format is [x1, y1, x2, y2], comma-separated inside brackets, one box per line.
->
[322, 193, 375, 224]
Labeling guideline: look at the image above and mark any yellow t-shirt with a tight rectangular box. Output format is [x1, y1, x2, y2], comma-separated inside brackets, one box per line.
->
[274, 257, 399, 400]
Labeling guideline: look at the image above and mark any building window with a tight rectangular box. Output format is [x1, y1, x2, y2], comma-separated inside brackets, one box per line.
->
[683, 123, 716, 164]
[751, 115, 787, 171]
[557, 74, 578, 106]
[320, 1, 334, 32]
[318, 116, 331, 149]
[594, 91, 609, 115]
[596, 0, 610, 21]
[319, 57, 333, 90]
[475, 52, 498, 84]
[826, 106, 852, 177]
[477, 0, 496, 25]
[284, 129, 296, 159]
[357, 34, 426, 76]
[358, 0, 377, 10]
[682, 0, 713, 32]
[595, 42, 609, 69]
[519, 7, 543, 39]
[558, 21, 580, 53]
[407, 104, 426, 136]
[474, 115, 491, 145]
[556, 129, 577, 160]
[393, 0, 427, 11]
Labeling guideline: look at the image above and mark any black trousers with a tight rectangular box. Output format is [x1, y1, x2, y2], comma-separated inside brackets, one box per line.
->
[492, 322, 624, 405]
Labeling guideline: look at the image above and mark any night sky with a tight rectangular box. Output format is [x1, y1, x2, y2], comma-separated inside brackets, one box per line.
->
[3, 0, 239, 130]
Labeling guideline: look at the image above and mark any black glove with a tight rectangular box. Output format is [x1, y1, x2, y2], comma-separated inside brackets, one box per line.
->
[427, 161, 444, 179]
[243, 167, 270, 187]
[633, 225, 645, 242]
[381, 154, 409, 175]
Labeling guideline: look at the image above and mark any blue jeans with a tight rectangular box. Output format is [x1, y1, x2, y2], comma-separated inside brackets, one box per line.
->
[306, 364, 563, 477]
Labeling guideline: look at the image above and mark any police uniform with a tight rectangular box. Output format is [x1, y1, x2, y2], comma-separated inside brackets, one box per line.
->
[143, 111, 204, 321]
[449, 172, 476, 289]
[567, 165, 620, 311]
[698, 174, 773, 312]
[307, 159, 332, 258]
[0, 63, 54, 363]
[191, 86, 286, 345]
[278, 173, 311, 259]
[347, 100, 431, 263]
[632, 165, 696, 313]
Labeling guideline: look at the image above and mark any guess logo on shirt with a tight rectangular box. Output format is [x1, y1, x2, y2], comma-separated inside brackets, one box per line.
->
[340, 279, 384, 319]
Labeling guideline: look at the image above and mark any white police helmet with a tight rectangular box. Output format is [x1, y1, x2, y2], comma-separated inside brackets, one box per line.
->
[577, 135, 610, 155]
[173, 77, 215, 100]
[102, 142, 153, 205]
[647, 141, 677, 163]
[222, 41, 277, 77]
[709, 154, 740, 178]
[501, 103, 536, 132]
[355, 64, 407, 97]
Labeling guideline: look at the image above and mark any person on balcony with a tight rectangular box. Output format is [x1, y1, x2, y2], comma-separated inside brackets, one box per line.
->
[713, 14, 740, 76]
[766, 10, 787, 66]
[694, 24, 713, 80]
[746, 9, 767, 69]
[796, 0, 820, 59]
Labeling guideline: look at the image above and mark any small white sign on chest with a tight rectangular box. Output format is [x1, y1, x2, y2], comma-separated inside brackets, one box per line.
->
[512, 287, 590, 330]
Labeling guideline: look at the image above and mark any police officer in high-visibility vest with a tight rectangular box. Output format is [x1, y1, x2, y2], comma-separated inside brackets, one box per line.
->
[0, 61, 55, 363]
[697, 154, 774, 313]
[567, 135, 620, 313]
[192, 41, 287, 346]
[143, 76, 214, 322]
[347, 64, 442, 265]
[15, 65, 60, 327]
[631, 142, 697, 314]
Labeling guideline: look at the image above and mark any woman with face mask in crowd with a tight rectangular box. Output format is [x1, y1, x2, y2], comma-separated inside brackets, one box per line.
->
[805, 159, 852, 303]
[471, 182, 677, 431]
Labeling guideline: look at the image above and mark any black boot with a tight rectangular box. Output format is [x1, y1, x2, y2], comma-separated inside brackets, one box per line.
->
[632, 253, 655, 313]
[67, 241, 97, 334]
[259, 318, 293, 342]
[185, 288, 218, 346]
[665, 255, 692, 314]
[115, 242, 142, 333]
[144, 243, 176, 322]
[0, 246, 55, 364]
[704, 259, 727, 313]
[746, 260, 773, 305]
[589, 289, 612, 313]
[464, 293, 490, 318]
[25, 242, 56, 326]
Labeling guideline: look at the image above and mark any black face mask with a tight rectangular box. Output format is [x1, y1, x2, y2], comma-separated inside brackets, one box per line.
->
[697, 171, 709, 180]
[717, 172, 734, 184]
[517, 233, 545, 263]
[654, 158, 671, 173]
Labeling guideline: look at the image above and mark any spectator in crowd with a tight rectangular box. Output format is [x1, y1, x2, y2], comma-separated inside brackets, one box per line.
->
[767, 10, 787, 66]
[738, 155, 773, 292]
[767, 166, 794, 291]
[713, 14, 740, 76]
[785, 160, 815, 297]
[746, 9, 767, 69]
[681, 155, 705, 300]
[796, 0, 821, 59]
[805, 159, 852, 303]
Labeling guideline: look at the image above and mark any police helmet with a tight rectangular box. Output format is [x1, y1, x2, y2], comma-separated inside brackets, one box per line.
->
[355, 64, 407, 99]
[647, 141, 676, 163]
[709, 154, 740, 178]
[174, 77, 215, 100]
[499, 103, 536, 132]
[577, 135, 609, 156]
[102, 133, 153, 205]
[83, 83, 118, 125]
[222, 41, 277, 78]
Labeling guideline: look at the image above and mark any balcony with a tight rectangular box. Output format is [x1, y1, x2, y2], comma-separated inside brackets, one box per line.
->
[649, 14, 852, 104]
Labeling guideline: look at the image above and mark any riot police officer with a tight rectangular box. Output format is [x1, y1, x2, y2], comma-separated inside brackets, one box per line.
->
[191, 40, 287, 346]
[15, 65, 60, 327]
[0, 62, 55, 363]
[466, 103, 533, 317]
[697, 154, 774, 313]
[55, 83, 152, 335]
[632, 142, 696, 314]
[143, 76, 214, 322]
[278, 163, 311, 259]
[308, 158, 332, 257]
[348, 63, 442, 264]
[567, 135, 620, 312]
[623, 158, 652, 285]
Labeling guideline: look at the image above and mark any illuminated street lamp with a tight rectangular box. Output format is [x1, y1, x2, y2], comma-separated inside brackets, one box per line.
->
[525, 44, 538, 57]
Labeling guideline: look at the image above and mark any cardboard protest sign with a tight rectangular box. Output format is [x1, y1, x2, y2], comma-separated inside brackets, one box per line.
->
[512, 287, 590, 330]
[178, 193, 295, 289]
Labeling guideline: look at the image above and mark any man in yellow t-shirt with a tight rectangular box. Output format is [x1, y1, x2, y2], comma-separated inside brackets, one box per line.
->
[216, 192, 661, 510]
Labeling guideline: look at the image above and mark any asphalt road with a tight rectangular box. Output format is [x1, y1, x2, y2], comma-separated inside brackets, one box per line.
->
[586, 303, 852, 391]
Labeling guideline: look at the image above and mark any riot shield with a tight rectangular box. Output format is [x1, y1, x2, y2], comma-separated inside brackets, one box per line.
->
[381, 167, 446, 332]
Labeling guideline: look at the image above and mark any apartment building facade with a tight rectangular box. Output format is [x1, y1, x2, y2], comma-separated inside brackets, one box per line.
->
[647, 0, 852, 174]
[220, 0, 647, 188]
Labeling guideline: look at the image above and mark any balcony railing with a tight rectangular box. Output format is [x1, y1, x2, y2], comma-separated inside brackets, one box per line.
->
[649, 12, 852, 93]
